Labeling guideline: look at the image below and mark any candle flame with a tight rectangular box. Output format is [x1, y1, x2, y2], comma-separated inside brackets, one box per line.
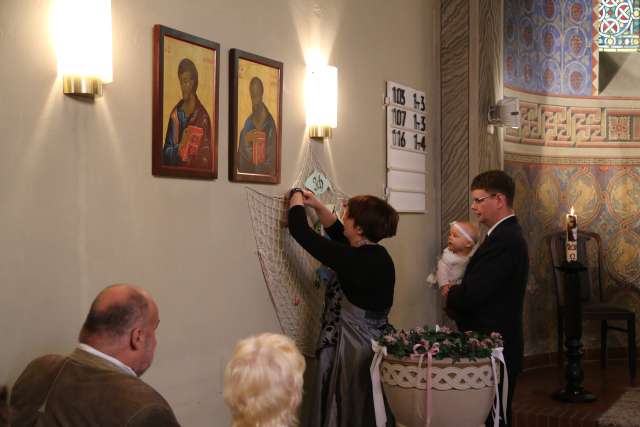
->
[570, 206, 575, 216]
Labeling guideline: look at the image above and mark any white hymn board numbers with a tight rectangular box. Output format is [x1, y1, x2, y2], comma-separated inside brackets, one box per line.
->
[385, 81, 428, 213]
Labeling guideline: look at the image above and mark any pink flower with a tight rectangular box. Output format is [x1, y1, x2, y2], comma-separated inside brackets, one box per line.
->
[490, 332, 502, 340]
[383, 334, 397, 344]
[438, 326, 452, 334]
[415, 326, 425, 334]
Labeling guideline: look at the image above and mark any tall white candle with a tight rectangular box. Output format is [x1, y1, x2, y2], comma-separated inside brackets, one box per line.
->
[566, 206, 578, 262]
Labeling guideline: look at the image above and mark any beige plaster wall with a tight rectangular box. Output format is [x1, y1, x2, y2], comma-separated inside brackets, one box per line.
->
[0, 0, 441, 425]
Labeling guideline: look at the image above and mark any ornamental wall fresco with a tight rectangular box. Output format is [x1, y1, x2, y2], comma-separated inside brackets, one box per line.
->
[502, 93, 640, 356]
[504, 0, 597, 95]
[504, 156, 640, 356]
[503, 1, 640, 357]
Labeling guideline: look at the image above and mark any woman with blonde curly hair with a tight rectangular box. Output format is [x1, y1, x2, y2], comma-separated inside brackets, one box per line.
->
[223, 333, 305, 427]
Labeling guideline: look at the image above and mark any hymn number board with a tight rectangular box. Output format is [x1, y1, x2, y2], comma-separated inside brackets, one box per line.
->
[385, 81, 428, 213]
[387, 85, 427, 154]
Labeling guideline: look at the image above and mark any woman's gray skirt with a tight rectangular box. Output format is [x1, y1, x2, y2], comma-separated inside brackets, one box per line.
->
[308, 294, 396, 427]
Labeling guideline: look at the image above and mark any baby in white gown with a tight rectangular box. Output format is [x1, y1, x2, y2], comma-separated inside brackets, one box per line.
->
[427, 221, 479, 288]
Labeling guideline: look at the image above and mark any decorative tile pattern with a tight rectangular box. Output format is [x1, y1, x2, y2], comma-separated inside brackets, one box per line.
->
[542, 105, 571, 142]
[596, 0, 640, 51]
[505, 0, 595, 96]
[505, 99, 640, 146]
[608, 115, 631, 140]
[572, 107, 605, 142]
[521, 101, 541, 141]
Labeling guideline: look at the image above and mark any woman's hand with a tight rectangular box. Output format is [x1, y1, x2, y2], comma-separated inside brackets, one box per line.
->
[301, 189, 321, 209]
[288, 188, 305, 208]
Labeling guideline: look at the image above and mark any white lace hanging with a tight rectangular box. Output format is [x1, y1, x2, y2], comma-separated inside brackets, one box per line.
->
[246, 146, 349, 357]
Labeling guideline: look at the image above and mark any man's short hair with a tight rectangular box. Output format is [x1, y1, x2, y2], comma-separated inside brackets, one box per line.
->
[81, 287, 149, 338]
[471, 170, 516, 207]
[347, 195, 399, 242]
[178, 58, 199, 93]
[223, 333, 305, 427]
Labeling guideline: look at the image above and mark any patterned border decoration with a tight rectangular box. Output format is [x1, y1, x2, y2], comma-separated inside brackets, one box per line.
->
[592, 0, 600, 95]
[504, 152, 640, 165]
[505, 98, 640, 147]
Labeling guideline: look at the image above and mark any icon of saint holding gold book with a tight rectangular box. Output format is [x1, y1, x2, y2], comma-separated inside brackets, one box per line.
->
[163, 58, 212, 169]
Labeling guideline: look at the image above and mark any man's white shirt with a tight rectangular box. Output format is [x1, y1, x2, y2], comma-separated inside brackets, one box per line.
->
[77, 343, 137, 377]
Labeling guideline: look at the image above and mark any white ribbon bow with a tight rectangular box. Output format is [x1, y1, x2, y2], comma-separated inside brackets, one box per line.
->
[371, 339, 388, 427]
[409, 344, 438, 427]
[490, 347, 509, 427]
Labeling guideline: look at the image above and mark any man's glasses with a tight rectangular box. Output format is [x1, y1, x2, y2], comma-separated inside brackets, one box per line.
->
[472, 194, 497, 204]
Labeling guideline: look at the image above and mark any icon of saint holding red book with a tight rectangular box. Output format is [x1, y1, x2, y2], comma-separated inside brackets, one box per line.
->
[163, 58, 212, 169]
[237, 77, 277, 175]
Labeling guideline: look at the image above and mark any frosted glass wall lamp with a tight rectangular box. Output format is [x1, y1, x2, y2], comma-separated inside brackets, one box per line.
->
[53, 0, 113, 97]
[305, 64, 337, 140]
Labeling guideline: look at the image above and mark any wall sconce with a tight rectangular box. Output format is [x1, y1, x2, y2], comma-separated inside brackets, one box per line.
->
[53, 0, 113, 97]
[305, 64, 337, 140]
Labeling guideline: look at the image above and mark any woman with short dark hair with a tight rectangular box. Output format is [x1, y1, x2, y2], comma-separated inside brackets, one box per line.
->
[287, 188, 398, 427]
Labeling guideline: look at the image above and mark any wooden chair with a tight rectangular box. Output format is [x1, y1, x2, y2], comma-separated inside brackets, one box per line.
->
[548, 230, 636, 379]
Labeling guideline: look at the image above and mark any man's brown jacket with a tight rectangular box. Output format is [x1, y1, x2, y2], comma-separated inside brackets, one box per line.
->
[10, 348, 180, 426]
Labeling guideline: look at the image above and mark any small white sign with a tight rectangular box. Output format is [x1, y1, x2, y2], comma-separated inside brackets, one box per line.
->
[387, 170, 426, 193]
[388, 190, 426, 213]
[304, 170, 331, 195]
[387, 149, 426, 172]
[387, 127, 427, 154]
[387, 81, 427, 113]
[387, 106, 427, 134]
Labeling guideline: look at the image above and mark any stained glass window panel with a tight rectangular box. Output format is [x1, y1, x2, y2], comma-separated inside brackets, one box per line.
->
[597, 0, 640, 51]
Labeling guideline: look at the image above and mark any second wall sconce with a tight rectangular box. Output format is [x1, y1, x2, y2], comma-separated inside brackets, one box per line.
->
[305, 64, 337, 140]
[53, 0, 113, 97]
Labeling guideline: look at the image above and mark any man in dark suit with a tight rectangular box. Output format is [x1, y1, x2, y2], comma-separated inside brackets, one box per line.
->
[10, 284, 180, 426]
[443, 170, 529, 427]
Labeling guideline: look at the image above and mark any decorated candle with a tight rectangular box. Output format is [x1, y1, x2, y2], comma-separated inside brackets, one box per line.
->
[566, 206, 578, 262]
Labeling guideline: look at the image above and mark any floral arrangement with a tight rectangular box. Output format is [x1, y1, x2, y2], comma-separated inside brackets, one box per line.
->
[376, 325, 503, 362]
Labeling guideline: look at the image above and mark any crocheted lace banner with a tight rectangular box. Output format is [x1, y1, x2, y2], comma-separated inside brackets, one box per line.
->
[246, 147, 348, 357]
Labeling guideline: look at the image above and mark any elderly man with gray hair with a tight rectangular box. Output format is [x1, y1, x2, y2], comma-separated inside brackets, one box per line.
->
[10, 284, 180, 426]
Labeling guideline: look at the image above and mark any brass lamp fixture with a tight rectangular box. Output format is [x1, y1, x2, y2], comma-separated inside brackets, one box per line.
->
[305, 64, 337, 141]
[53, 0, 113, 97]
